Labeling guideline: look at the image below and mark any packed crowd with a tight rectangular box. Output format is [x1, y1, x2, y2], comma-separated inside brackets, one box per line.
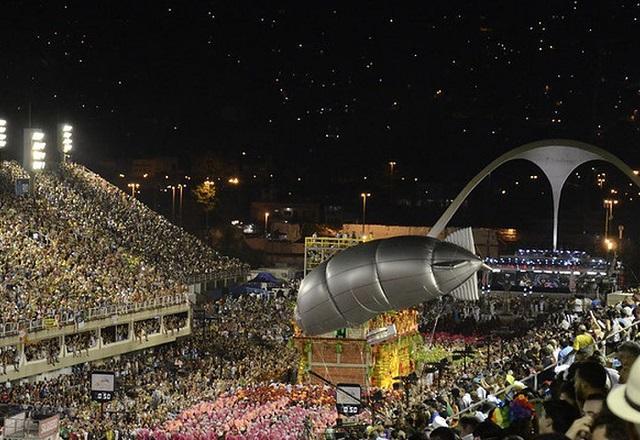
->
[376, 293, 640, 440]
[5, 289, 299, 438]
[0, 161, 247, 328]
[3, 278, 635, 440]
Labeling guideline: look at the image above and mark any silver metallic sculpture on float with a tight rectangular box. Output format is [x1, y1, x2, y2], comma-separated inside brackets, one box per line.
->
[295, 228, 482, 336]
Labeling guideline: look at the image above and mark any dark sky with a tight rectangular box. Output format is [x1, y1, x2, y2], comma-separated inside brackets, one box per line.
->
[1, 0, 639, 182]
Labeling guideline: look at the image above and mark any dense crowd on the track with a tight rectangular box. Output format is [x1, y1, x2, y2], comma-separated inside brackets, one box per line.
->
[0, 161, 246, 329]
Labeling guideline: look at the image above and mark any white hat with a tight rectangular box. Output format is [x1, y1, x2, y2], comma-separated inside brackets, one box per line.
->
[474, 410, 487, 422]
[607, 357, 640, 424]
[432, 416, 448, 428]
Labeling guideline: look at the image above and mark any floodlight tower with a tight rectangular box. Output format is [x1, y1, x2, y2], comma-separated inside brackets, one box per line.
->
[58, 124, 73, 162]
[23, 129, 46, 171]
[0, 119, 7, 151]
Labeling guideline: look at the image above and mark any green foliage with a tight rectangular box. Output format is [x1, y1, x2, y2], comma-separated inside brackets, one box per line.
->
[192, 181, 217, 212]
[412, 346, 451, 365]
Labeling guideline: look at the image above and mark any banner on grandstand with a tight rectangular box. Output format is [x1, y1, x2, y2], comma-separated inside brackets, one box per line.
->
[91, 371, 115, 402]
[38, 414, 60, 438]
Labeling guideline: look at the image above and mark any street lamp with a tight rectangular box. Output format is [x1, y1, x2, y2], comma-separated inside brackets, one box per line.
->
[388, 161, 396, 202]
[603, 199, 618, 239]
[167, 185, 176, 221]
[605, 238, 615, 252]
[264, 212, 270, 237]
[360, 192, 371, 236]
[228, 177, 240, 185]
[177, 184, 185, 225]
[127, 183, 140, 198]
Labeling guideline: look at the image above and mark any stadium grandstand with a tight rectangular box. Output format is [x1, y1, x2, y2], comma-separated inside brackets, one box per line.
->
[0, 160, 248, 379]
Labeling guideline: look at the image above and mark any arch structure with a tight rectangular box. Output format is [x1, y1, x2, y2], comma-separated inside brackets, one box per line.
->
[428, 139, 640, 250]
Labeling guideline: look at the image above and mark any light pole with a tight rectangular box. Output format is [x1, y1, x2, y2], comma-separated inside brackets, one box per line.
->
[204, 180, 213, 229]
[264, 212, 270, 238]
[388, 161, 396, 176]
[177, 184, 184, 226]
[603, 199, 618, 240]
[127, 183, 140, 198]
[168, 185, 176, 221]
[388, 161, 396, 202]
[360, 193, 371, 236]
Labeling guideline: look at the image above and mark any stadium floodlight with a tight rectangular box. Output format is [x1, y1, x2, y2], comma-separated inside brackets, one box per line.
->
[23, 129, 46, 171]
[58, 123, 73, 161]
[0, 119, 7, 149]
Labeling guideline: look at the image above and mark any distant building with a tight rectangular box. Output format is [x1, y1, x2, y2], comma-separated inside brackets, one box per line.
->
[131, 156, 182, 179]
[250, 201, 321, 224]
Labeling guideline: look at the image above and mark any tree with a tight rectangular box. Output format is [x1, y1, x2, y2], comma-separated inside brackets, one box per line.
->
[192, 180, 217, 229]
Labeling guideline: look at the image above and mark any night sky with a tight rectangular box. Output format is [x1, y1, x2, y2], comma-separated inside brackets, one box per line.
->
[1, 1, 640, 240]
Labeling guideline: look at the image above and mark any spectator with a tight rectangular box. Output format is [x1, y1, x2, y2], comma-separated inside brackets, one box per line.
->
[582, 393, 606, 419]
[458, 416, 480, 440]
[606, 357, 640, 440]
[615, 341, 640, 384]
[574, 362, 609, 408]
[538, 400, 581, 436]
[573, 325, 594, 352]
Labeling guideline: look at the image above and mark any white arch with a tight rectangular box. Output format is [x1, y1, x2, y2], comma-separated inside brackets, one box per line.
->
[428, 139, 640, 250]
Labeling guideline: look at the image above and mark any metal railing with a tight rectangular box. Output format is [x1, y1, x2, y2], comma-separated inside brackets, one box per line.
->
[183, 268, 249, 284]
[448, 319, 640, 420]
[0, 266, 250, 339]
[0, 293, 189, 339]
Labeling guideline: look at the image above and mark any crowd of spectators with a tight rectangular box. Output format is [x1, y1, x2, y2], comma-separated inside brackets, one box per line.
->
[3, 282, 635, 440]
[164, 313, 189, 335]
[24, 338, 60, 365]
[368, 293, 640, 440]
[101, 324, 131, 345]
[5, 289, 298, 438]
[65, 330, 98, 357]
[0, 161, 247, 330]
[2, 159, 639, 439]
[135, 318, 161, 342]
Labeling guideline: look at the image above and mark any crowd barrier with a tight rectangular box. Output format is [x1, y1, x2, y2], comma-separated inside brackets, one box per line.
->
[448, 319, 640, 420]
[183, 268, 248, 284]
[0, 293, 189, 338]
